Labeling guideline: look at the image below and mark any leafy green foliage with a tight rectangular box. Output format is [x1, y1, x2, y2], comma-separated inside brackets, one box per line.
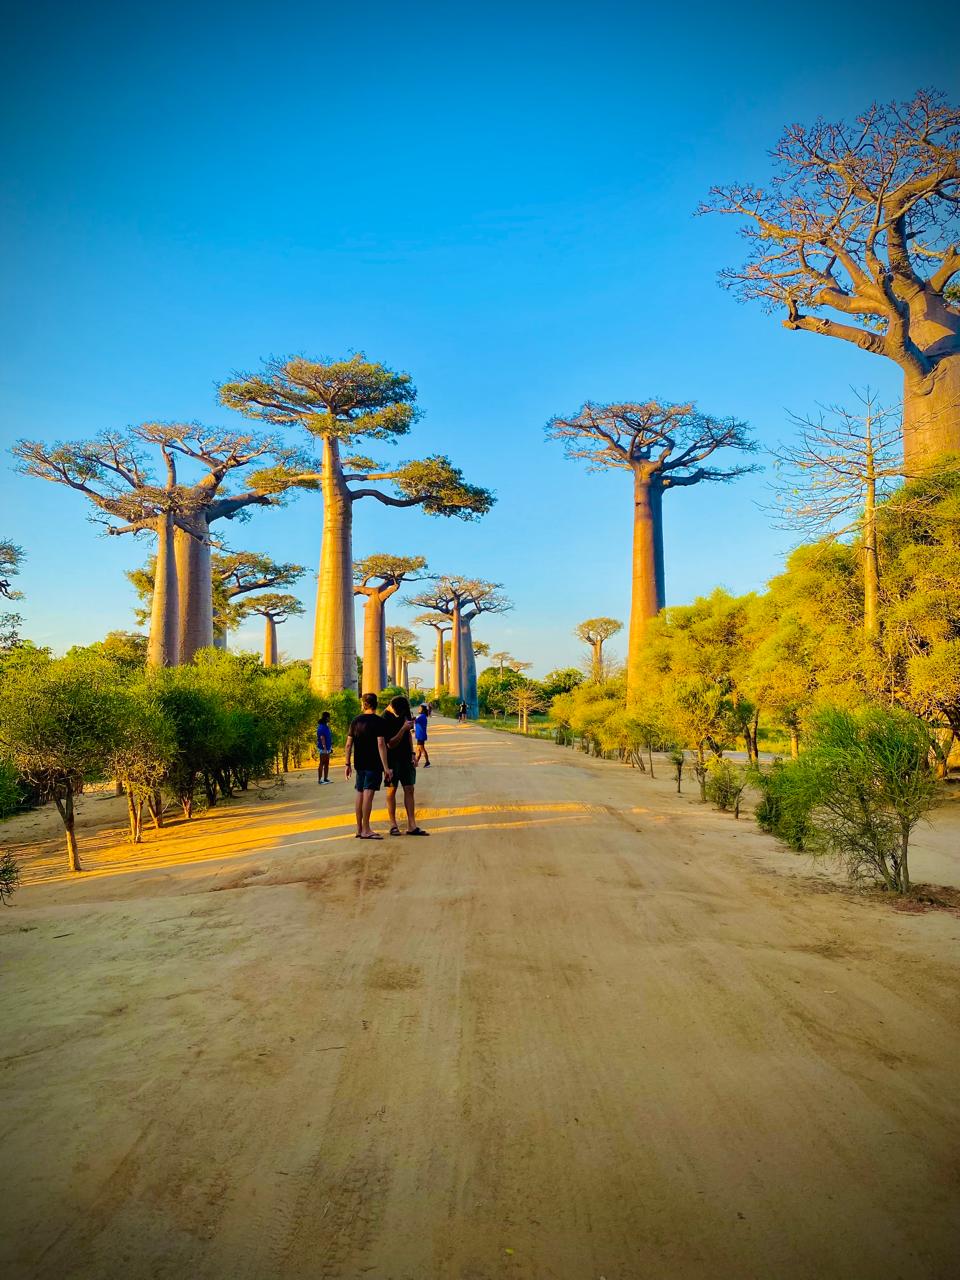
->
[0, 850, 20, 904]
[705, 758, 747, 816]
[755, 707, 940, 891]
[219, 354, 418, 443]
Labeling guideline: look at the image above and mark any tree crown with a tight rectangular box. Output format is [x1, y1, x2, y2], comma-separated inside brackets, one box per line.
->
[575, 616, 622, 644]
[700, 90, 960, 372]
[220, 354, 418, 443]
[546, 401, 758, 486]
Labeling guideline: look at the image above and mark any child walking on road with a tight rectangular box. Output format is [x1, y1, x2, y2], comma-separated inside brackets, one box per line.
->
[316, 711, 332, 784]
[414, 704, 431, 767]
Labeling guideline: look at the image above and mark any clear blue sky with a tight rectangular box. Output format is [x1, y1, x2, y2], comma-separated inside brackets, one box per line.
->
[2, 1, 957, 680]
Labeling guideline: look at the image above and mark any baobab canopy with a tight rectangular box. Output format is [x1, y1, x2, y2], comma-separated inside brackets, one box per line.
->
[701, 90, 960, 467]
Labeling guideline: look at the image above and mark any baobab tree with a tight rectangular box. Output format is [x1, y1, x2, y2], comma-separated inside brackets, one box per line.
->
[15, 426, 298, 666]
[394, 637, 422, 691]
[575, 617, 623, 682]
[491, 650, 514, 677]
[385, 625, 416, 686]
[546, 401, 756, 702]
[220, 355, 494, 694]
[414, 612, 452, 695]
[701, 90, 960, 467]
[354, 555, 427, 695]
[407, 577, 511, 717]
[213, 551, 305, 646]
[129, 547, 305, 648]
[768, 390, 903, 639]
[240, 593, 305, 666]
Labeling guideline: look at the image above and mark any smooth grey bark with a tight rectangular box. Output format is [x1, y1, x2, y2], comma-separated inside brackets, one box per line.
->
[174, 514, 214, 663]
[312, 438, 357, 694]
[148, 513, 180, 668]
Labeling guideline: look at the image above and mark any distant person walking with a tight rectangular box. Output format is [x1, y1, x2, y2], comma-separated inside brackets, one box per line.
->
[383, 696, 429, 837]
[414, 704, 431, 767]
[457, 701, 467, 723]
[316, 711, 332, 784]
[345, 693, 392, 839]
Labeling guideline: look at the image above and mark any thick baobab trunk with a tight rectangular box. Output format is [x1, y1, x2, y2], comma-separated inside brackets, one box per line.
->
[399, 657, 408, 690]
[591, 640, 604, 683]
[433, 630, 446, 696]
[264, 616, 278, 666]
[148, 513, 180, 668]
[461, 614, 479, 719]
[626, 469, 664, 702]
[387, 634, 397, 684]
[448, 602, 463, 698]
[901, 307, 960, 468]
[175, 515, 213, 663]
[361, 595, 385, 696]
[311, 438, 357, 694]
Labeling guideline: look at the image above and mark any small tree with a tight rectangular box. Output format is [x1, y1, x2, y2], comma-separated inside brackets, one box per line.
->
[778, 706, 940, 892]
[0, 850, 20, 904]
[0, 652, 119, 870]
[575, 617, 622, 682]
[768, 391, 903, 638]
[506, 680, 549, 733]
[111, 685, 175, 842]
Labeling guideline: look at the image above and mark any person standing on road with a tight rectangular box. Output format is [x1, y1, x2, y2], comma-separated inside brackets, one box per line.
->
[345, 693, 393, 839]
[383, 696, 429, 837]
[457, 701, 467, 723]
[316, 711, 332, 784]
[414, 704, 431, 767]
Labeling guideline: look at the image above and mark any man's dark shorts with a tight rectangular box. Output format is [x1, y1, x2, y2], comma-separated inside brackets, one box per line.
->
[354, 769, 383, 793]
[387, 762, 417, 789]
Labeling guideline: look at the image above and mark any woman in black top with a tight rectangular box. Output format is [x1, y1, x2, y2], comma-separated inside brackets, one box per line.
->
[382, 696, 429, 836]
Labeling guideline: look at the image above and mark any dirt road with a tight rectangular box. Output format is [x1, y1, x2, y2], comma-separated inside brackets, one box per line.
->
[2, 721, 959, 1279]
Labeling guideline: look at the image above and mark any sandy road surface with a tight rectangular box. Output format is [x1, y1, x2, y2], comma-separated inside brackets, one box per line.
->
[2, 721, 959, 1279]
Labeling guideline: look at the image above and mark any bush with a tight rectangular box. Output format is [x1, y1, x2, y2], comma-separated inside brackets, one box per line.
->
[705, 758, 747, 817]
[0, 757, 31, 819]
[750, 760, 816, 849]
[436, 693, 462, 717]
[754, 707, 940, 892]
[0, 850, 20, 904]
[317, 689, 361, 748]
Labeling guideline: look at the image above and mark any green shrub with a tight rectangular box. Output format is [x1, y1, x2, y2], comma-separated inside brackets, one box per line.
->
[0, 850, 20, 904]
[750, 760, 816, 850]
[318, 689, 361, 747]
[0, 757, 29, 819]
[753, 707, 940, 892]
[436, 693, 462, 717]
[705, 758, 747, 816]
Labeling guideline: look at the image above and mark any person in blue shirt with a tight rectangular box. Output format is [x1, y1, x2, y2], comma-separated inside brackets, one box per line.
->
[316, 712, 333, 784]
[414, 704, 431, 767]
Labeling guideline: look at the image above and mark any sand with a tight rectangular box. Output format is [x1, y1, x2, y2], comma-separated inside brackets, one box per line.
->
[1, 721, 959, 1279]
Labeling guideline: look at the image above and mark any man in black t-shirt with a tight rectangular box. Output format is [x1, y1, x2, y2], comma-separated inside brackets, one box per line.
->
[345, 693, 393, 839]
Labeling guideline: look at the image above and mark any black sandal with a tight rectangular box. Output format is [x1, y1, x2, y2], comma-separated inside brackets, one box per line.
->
[405, 828, 429, 836]
[388, 826, 402, 837]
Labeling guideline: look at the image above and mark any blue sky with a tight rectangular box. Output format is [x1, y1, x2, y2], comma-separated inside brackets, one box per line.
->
[2, 1, 957, 680]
